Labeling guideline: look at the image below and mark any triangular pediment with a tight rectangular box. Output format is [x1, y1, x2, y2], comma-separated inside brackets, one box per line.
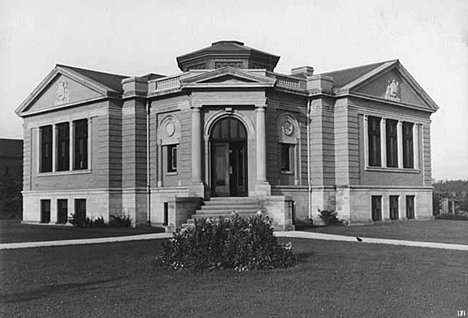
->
[342, 61, 438, 111]
[16, 65, 121, 116]
[181, 67, 276, 88]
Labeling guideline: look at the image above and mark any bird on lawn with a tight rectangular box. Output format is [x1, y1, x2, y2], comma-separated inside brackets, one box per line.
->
[356, 236, 362, 242]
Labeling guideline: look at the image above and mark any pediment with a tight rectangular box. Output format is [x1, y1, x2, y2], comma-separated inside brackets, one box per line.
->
[181, 67, 276, 88]
[346, 62, 438, 111]
[202, 74, 256, 84]
[16, 65, 117, 116]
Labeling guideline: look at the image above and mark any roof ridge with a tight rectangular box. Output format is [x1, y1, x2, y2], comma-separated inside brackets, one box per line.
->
[319, 59, 397, 75]
[56, 64, 130, 78]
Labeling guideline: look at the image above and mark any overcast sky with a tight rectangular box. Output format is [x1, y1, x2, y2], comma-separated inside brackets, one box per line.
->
[1, 0, 467, 180]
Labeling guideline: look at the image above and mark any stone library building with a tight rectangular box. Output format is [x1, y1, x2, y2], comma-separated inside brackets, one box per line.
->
[16, 40, 438, 230]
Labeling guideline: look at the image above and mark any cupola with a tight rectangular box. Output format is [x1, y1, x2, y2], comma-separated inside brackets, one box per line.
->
[176, 40, 280, 72]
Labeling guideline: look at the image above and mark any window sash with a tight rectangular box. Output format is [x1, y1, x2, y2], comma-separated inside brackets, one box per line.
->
[167, 145, 177, 173]
[74, 119, 88, 170]
[57, 122, 69, 171]
[280, 143, 292, 172]
[368, 116, 381, 167]
[386, 120, 398, 168]
[40, 125, 53, 172]
[403, 122, 414, 168]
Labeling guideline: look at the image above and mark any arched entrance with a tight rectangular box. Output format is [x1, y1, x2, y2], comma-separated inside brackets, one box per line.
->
[210, 117, 248, 197]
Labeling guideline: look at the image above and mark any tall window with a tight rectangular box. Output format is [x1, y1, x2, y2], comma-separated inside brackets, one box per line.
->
[403, 122, 414, 168]
[40, 199, 51, 223]
[386, 119, 398, 168]
[75, 199, 86, 224]
[280, 143, 293, 172]
[406, 195, 415, 219]
[74, 119, 88, 170]
[368, 116, 381, 167]
[40, 125, 53, 172]
[389, 195, 399, 220]
[167, 144, 177, 173]
[57, 122, 69, 171]
[371, 196, 382, 221]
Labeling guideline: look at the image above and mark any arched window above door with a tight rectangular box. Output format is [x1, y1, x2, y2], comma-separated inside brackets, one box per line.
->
[211, 117, 247, 141]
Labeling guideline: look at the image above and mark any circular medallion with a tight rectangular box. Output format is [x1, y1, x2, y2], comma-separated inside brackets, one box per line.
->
[282, 120, 294, 136]
[166, 122, 175, 137]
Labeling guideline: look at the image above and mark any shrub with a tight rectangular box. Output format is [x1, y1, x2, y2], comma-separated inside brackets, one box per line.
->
[156, 212, 297, 271]
[109, 214, 132, 227]
[318, 209, 345, 226]
[69, 214, 108, 228]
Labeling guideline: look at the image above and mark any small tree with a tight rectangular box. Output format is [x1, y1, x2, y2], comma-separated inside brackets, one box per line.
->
[318, 209, 345, 226]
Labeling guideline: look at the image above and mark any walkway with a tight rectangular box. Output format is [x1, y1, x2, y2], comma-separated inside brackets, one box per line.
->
[1, 231, 467, 251]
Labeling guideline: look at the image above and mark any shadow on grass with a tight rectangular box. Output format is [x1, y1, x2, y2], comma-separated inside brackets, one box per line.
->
[0, 277, 121, 303]
[295, 251, 314, 262]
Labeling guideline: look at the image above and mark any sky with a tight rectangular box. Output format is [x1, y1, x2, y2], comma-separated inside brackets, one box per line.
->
[0, 0, 467, 180]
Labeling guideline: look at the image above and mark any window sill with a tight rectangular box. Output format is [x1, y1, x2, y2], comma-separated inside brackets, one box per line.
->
[38, 169, 92, 177]
[166, 172, 178, 176]
[365, 166, 420, 174]
[281, 171, 293, 175]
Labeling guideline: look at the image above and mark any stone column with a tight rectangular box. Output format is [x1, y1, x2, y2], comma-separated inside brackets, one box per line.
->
[255, 105, 270, 196]
[87, 117, 92, 169]
[413, 124, 419, 169]
[256, 106, 267, 182]
[52, 124, 57, 172]
[363, 115, 368, 167]
[157, 140, 163, 187]
[69, 121, 74, 170]
[397, 121, 403, 168]
[189, 107, 204, 197]
[380, 118, 387, 167]
[191, 107, 202, 184]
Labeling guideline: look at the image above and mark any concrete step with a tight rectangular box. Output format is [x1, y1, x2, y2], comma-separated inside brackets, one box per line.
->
[199, 204, 261, 211]
[194, 209, 262, 216]
[207, 197, 259, 202]
[192, 213, 259, 219]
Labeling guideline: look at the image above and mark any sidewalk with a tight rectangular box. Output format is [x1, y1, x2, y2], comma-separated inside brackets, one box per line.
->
[1, 231, 467, 251]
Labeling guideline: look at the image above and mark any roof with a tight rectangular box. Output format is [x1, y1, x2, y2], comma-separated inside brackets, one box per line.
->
[176, 40, 281, 72]
[137, 73, 165, 81]
[319, 60, 394, 88]
[178, 40, 280, 59]
[57, 64, 130, 92]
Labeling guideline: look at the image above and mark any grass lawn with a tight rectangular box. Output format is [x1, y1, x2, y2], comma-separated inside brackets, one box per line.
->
[305, 220, 468, 245]
[1, 238, 467, 318]
[0, 219, 165, 244]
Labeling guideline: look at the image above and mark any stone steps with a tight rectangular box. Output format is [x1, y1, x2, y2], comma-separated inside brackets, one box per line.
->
[182, 197, 264, 228]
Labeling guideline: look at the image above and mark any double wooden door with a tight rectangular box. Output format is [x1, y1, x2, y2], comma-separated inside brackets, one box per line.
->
[211, 141, 247, 197]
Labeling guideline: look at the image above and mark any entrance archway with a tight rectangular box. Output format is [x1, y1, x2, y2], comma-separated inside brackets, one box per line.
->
[210, 117, 248, 197]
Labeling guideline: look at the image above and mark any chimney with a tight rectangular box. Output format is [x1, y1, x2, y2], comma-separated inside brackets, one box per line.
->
[290, 66, 314, 78]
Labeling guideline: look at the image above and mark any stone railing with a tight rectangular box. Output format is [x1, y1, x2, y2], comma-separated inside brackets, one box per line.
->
[149, 75, 181, 93]
[275, 74, 305, 90]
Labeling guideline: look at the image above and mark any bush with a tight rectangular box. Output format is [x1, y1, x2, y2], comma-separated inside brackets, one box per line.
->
[109, 214, 132, 227]
[69, 214, 108, 228]
[435, 213, 468, 221]
[156, 212, 297, 271]
[318, 209, 345, 226]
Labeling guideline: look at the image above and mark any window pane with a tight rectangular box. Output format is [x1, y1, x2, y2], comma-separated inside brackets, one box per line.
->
[390, 195, 399, 220]
[368, 116, 381, 167]
[167, 144, 177, 173]
[57, 122, 69, 171]
[371, 196, 382, 221]
[74, 119, 88, 170]
[403, 122, 414, 168]
[386, 120, 398, 167]
[281, 144, 292, 172]
[40, 125, 52, 172]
